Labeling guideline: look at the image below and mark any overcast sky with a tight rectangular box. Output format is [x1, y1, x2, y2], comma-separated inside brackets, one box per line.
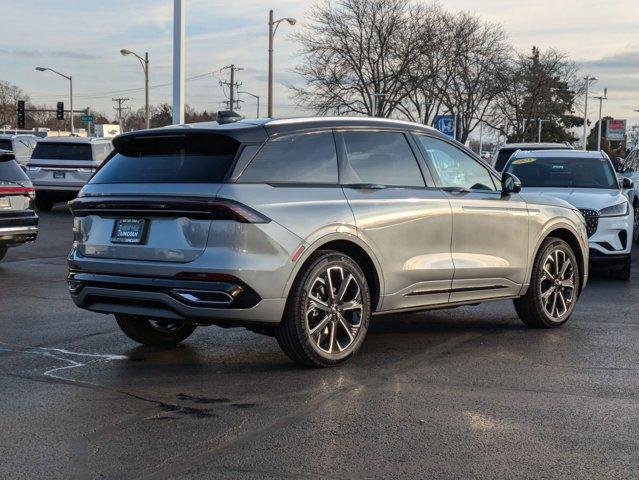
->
[2, 0, 638, 130]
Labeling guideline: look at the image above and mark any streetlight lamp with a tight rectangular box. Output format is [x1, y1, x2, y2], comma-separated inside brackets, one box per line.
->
[582, 76, 597, 150]
[268, 10, 296, 118]
[36, 66, 73, 134]
[121, 49, 150, 129]
[594, 88, 608, 151]
[239, 91, 260, 118]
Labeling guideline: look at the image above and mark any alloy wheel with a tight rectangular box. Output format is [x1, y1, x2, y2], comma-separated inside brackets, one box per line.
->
[305, 266, 364, 354]
[539, 249, 576, 321]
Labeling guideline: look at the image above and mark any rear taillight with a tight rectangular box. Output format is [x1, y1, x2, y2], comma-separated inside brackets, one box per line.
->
[210, 200, 270, 223]
[0, 186, 36, 199]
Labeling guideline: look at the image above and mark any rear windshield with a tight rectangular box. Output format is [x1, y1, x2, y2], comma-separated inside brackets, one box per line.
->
[32, 142, 93, 160]
[0, 140, 12, 151]
[90, 134, 239, 184]
[505, 156, 618, 189]
[0, 158, 29, 183]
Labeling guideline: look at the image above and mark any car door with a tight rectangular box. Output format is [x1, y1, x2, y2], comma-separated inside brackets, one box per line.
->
[414, 134, 529, 303]
[336, 129, 454, 311]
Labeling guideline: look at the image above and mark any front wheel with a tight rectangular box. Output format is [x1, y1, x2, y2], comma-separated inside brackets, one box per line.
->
[115, 315, 197, 347]
[276, 250, 371, 367]
[514, 237, 580, 328]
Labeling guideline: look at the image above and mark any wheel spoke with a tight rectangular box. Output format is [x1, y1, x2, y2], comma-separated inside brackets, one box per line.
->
[327, 322, 336, 354]
[336, 274, 354, 301]
[309, 314, 331, 335]
[336, 314, 354, 351]
[559, 258, 571, 278]
[308, 294, 331, 312]
[560, 279, 574, 289]
[326, 267, 341, 300]
[541, 286, 554, 302]
[557, 290, 568, 314]
[550, 291, 558, 316]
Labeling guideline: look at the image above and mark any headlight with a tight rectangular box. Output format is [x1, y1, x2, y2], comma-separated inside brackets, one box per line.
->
[599, 202, 630, 217]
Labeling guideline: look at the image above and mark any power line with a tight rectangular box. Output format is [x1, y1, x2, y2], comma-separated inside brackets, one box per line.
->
[112, 97, 131, 126]
[220, 64, 243, 111]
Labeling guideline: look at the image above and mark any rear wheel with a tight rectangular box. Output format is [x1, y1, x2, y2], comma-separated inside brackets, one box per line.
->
[35, 192, 54, 211]
[276, 250, 371, 367]
[115, 314, 197, 347]
[514, 237, 580, 328]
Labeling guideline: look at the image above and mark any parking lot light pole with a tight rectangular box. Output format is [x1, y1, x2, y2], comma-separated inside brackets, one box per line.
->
[36, 66, 73, 134]
[268, 10, 296, 118]
[239, 91, 260, 117]
[120, 49, 150, 129]
[582, 76, 597, 150]
[594, 88, 608, 151]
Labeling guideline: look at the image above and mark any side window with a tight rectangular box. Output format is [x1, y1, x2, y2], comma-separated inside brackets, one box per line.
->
[417, 135, 496, 191]
[239, 131, 338, 184]
[341, 131, 425, 187]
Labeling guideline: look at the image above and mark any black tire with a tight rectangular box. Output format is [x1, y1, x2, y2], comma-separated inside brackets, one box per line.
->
[35, 192, 54, 211]
[614, 256, 631, 281]
[276, 250, 372, 367]
[115, 314, 196, 347]
[0, 246, 7, 262]
[514, 237, 580, 329]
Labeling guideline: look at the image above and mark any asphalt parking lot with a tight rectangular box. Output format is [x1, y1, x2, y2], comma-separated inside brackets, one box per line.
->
[1, 207, 638, 480]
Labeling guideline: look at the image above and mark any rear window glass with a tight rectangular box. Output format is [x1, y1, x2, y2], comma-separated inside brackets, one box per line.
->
[0, 159, 29, 183]
[0, 140, 12, 151]
[90, 134, 239, 184]
[32, 142, 93, 160]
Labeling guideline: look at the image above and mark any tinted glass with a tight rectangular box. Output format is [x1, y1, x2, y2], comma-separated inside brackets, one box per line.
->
[239, 131, 338, 184]
[90, 135, 239, 184]
[32, 142, 93, 160]
[341, 131, 424, 187]
[0, 159, 29, 183]
[494, 148, 516, 171]
[505, 156, 618, 189]
[417, 136, 496, 191]
[0, 140, 12, 151]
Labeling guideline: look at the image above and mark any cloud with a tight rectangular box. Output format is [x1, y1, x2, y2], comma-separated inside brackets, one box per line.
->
[579, 49, 639, 74]
[0, 48, 103, 60]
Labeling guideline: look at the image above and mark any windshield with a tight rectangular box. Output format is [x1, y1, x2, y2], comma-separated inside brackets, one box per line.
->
[32, 142, 93, 160]
[505, 156, 618, 189]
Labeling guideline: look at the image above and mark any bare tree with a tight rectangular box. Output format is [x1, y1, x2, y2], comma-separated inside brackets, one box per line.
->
[292, 0, 423, 117]
[0, 81, 28, 128]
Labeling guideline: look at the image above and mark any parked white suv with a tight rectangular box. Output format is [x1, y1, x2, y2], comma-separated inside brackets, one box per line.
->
[505, 149, 634, 279]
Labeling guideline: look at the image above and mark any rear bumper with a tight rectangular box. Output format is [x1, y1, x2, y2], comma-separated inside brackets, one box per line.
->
[68, 272, 285, 327]
[0, 214, 38, 247]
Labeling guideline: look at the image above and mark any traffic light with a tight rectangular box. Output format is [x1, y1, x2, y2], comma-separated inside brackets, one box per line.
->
[56, 102, 64, 120]
[17, 100, 25, 129]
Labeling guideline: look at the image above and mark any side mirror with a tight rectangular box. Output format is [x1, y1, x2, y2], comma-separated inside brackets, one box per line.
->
[501, 172, 521, 195]
[622, 177, 634, 190]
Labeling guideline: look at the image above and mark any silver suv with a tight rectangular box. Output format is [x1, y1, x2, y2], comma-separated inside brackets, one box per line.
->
[68, 118, 589, 367]
[27, 137, 113, 210]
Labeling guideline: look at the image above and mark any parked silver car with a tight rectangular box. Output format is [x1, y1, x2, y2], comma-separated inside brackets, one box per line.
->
[26, 137, 113, 210]
[67, 118, 589, 367]
[0, 134, 39, 166]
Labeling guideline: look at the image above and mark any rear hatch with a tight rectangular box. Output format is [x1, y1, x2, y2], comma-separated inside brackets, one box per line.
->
[70, 132, 246, 263]
[27, 141, 98, 187]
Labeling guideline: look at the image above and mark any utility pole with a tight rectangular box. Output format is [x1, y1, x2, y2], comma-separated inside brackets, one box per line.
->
[220, 64, 243, 111]
[172, 0, 185, 124]
[537, 119, 549, 143]
[112, 97, 131, 128]
[582, 76, 597, 150]
[594, 88, 608, 151]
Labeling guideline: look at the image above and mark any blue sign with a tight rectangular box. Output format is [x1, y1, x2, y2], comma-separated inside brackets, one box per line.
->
[434, 115, 455, 138]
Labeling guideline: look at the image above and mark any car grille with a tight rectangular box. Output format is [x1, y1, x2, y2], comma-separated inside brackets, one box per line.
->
[579, 209, 599, 238]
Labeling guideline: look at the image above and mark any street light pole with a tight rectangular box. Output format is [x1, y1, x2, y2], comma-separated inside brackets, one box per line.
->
[537, 119, 549, 143]
[173, 0, 185, 125]
[120, 49, 150, 129]
[239, 91, 260, 117]
[594, 88, 608, 151]
[582, 76, 597, 150]
[267, 10, 296, 118]
[35, 67, 74, 134]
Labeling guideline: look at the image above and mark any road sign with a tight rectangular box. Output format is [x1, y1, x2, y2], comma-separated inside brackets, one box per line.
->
[606, 119, 626, 141]
[81, 114, 95, 123]
[434, 115, 455, 138]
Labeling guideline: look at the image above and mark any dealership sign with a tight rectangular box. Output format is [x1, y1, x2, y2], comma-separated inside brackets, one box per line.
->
[606, 119, 626, 141]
